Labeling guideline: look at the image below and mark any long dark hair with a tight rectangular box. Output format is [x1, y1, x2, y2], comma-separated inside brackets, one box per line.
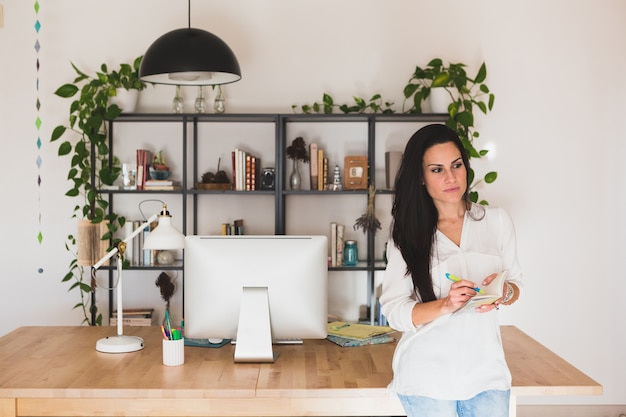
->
[391, 124, 471, 302]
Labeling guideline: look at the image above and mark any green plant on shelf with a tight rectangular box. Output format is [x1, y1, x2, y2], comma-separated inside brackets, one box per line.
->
[291, 58, 496, 205]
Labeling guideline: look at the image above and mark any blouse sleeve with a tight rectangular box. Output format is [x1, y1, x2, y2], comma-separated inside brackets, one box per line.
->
[379, 238, 423, 332]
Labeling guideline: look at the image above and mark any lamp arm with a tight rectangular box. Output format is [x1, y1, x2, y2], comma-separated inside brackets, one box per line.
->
[92, 214, 159, 269]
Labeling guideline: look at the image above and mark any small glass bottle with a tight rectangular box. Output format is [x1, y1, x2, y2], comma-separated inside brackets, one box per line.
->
[194, 86, 206, 113]
[172, 85, 184, 114]
[343, 240, 358, 266]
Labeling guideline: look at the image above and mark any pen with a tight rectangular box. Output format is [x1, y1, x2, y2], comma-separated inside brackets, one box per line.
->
[445, 273, 485, 294]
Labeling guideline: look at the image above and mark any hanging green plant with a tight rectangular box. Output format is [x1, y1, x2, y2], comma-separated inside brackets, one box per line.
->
[50, 56, 146, 325]
[402, 58, 496, 204]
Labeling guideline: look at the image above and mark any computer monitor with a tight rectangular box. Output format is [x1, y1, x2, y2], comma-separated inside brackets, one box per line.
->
[184, 235, 328, 362]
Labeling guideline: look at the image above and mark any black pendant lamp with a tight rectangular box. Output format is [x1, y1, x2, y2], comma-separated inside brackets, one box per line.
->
[139, 0, 241, 86]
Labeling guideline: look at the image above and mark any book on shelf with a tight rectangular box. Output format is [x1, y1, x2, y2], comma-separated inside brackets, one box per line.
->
[309, 143, 318, 190]
[112, 308, 154, 318]
[330, 222, 337, 267]
[135, 149, 152, 190]
[329, 222, 345, 267]
[142, 221, 158, 265]
[145, 179, 174, 186]
[336, 224, 344, 266]
[110, 317, 153, 326]
[317, 149, 324, 190]
[122, 221, 134, 265]
[245, 154, 260, 191]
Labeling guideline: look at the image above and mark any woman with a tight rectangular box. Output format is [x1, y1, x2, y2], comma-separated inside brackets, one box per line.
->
[380, 124, 522, 417]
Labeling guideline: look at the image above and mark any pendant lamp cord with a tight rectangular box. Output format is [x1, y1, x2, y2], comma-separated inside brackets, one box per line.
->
[188, 0, 191, 28]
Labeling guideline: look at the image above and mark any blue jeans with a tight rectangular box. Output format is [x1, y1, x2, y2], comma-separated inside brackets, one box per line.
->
[397, 390, 510, 417]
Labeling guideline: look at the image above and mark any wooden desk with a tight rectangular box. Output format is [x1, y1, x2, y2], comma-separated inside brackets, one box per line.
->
[0, 326, 601, 417]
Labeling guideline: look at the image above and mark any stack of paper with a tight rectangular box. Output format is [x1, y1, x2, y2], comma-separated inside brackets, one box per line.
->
[326, 321, 396, 347]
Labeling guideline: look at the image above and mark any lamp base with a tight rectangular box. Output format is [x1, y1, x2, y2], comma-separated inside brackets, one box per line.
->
[96, 335, 144, 353]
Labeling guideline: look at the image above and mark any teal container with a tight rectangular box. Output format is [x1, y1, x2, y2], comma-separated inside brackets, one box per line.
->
[343, 240, 358, 266]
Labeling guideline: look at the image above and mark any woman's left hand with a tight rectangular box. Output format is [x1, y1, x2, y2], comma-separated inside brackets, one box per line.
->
[475, 273, 500, 313]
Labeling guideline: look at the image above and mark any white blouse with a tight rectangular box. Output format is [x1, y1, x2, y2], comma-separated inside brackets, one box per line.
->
[380, 204, 523, 400]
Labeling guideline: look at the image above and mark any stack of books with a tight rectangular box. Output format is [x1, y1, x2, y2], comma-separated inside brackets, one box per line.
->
[232, 148, 260, 191]
[122, 220, 158, 266]
[144, 179, 181, 191]
[309, 143, 329, 190]
[110, 308, 154, 327]
[221, 219, 245, 235]
[326, 321, 396, 347]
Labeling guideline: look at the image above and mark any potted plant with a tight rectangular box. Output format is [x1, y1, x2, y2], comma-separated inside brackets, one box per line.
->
[402, 58, 496, 203]
[50, 56, 146, 325]
[286, 136, 310, 190]
[107, 56, 147, 112]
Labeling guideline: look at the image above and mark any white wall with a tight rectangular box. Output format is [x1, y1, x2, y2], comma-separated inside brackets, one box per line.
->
[0, 0, 624, 410]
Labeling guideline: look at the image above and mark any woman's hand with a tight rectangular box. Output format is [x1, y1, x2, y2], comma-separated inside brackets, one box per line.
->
[441, 278, 480, 314]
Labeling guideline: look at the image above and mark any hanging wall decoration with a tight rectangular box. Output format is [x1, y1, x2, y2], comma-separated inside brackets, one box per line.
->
[35, 0, 43, 244]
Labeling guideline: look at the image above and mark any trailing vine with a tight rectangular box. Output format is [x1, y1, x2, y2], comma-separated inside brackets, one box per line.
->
[50, 56, 146, 325]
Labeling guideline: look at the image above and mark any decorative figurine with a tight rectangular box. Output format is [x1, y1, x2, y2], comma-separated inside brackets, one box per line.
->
[327, 165, 343, 191]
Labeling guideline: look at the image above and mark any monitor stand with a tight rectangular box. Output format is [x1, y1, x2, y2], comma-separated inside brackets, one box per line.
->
[234, 287, 278, 363]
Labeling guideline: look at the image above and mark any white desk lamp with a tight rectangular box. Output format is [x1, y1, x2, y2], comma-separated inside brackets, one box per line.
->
[93, 203, 184, 353]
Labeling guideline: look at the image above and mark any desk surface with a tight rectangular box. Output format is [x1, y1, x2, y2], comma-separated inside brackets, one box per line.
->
[0, 325, 601, 417]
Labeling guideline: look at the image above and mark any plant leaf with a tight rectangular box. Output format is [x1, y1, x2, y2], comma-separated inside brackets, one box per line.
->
[51, 125, 67, 142]
[474, 62, 487, 84]
[54, 84, 79, 98]
[432, 73, 450, 88]
[58, 141, 72, 156]
[484, 171, 498, 183]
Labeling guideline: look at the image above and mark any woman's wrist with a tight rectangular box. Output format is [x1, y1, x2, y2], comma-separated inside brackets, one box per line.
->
[501, 282, 519, 305]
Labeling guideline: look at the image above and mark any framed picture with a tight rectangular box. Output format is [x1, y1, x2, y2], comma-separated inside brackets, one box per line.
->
[343, 155, 368, 190]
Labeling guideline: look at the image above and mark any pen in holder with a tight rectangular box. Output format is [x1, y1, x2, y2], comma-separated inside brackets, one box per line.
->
[162, 338, 185, 366]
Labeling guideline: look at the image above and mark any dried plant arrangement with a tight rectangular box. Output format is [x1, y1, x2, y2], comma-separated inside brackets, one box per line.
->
[354, 185, 381, 234]
[286, 136, 310, 162]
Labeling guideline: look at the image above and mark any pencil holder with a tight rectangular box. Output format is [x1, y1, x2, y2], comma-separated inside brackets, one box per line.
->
[162, 338, 185, 366]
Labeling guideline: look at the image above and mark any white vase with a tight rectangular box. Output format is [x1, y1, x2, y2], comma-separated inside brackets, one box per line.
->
[109, 88, 139, 113]
[429, 87, 451, 114]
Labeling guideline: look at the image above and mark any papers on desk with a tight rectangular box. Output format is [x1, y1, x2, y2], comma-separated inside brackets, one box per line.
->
[326, 321, 396, 347]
